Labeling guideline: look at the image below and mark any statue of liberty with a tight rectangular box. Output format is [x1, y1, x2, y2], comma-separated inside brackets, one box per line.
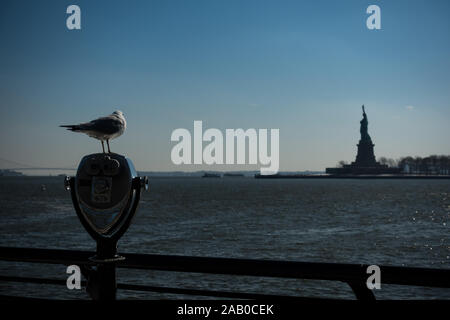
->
[360, 105, 372, 143]
[326, 104, 402, 174]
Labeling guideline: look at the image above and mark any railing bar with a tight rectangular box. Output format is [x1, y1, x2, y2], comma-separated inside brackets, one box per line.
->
[1, 247, 449, 288]
[116, 257, 450, 288]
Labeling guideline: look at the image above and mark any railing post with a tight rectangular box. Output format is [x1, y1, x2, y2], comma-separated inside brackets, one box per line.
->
[84, 240, 123, 300]
[95, 263, 117, 300]
[94, 240, 117, 301]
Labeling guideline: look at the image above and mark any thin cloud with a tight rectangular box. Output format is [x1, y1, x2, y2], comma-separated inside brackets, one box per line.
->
[405, 105, 415, 110]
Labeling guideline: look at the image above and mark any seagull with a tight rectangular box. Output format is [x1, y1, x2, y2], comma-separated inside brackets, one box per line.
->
[60, 110, 126, 153]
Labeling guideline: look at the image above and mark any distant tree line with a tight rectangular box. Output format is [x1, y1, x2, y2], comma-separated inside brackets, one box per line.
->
[395, 155, 450, 174]
[337, 155, 450, 175]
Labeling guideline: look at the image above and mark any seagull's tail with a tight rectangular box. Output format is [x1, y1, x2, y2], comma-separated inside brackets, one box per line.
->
[60, 125, 83, 132]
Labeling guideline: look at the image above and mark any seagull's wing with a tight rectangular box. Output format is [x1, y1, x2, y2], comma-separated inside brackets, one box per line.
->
[77, 116, 123, 135]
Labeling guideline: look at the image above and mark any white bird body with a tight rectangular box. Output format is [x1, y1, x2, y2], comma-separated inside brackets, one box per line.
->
[60, 110, 126, 153]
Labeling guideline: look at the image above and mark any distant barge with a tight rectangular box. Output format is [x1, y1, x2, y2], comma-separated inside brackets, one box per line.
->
[202, 173, 221, 178]
[224, 173, 244, 177]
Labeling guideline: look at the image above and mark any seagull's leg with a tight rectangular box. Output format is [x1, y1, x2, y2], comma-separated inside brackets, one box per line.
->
[101, 140, 105, 153]
[106, 140, 111, 153]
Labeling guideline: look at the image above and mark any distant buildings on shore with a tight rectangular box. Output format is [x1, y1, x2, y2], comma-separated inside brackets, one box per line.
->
[397, 155, 450, 175]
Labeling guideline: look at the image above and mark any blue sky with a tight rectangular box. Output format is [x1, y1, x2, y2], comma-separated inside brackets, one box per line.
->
[1, 0, 449, 172]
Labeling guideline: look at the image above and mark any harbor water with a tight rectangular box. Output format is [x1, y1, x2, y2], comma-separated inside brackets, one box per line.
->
[0, 176, 449, 299]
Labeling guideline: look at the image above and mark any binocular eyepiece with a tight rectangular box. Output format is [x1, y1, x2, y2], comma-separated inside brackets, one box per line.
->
[85, 156, 120, 176]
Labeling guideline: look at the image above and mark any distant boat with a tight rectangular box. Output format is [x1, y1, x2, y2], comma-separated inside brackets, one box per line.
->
[224, 173, 244, 177]
[202, 173, 221, 178]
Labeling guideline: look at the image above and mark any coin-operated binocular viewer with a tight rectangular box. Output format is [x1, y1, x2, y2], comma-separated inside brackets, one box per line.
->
[65, 153, 148, 300]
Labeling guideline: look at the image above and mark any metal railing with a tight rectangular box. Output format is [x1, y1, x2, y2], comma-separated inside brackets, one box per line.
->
[1, 246, 449, 300]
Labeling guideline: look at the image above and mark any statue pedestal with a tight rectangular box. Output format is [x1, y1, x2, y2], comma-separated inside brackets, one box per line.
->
[353, 139, 377, 167]
[326, 138, 401, 174]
